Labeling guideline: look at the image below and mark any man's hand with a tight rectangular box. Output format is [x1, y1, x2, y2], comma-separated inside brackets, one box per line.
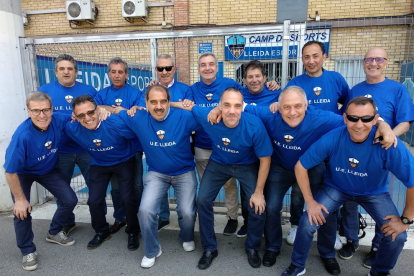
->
[375, 123, 397, 149]
[179, 99, 195, 107]
[127, 106, 145, 117]
[266, 80, 280, 91]
[111, 105, 127, 116]
[250, 192, 266, 215]
[99, 107, 111, 121]
[306, 199, 328, 226]
[14, 199, 31, 220]
[207, 106, 222, 125]
[146, 79, 158, 87]
[269, 102, 279, 113]
[381, 215, 409, 242]
[71, 112, 77, 123]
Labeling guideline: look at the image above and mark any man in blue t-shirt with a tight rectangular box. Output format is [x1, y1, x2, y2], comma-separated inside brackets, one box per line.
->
[94, 57, 144, 236]
[4, 92, 78, 271]
[189, 52, 279, 236]
[281, 96, 414, 276]
[340, 47, 414, 266]
[38, 54, 97, 236]
[65, 95, 140, 251]
[171, 88, 273, 269]
[115, 85, 200, 269]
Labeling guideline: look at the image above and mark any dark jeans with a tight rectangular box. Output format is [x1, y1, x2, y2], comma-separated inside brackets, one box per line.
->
[14, 169, 78, 255]
[88, 157, 139, 234]
[197, 159, 265, 252]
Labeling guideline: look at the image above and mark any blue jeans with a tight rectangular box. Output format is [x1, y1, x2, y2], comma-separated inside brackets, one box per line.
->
[55, 152, 91, 225]
[14, 169, 78, 255]
[111, 152, 145, 222]
[138, 170, 197, 258]
[198, 159, 265, 252]
[292, 184, 406, 274]
[264, 162, 335, 254]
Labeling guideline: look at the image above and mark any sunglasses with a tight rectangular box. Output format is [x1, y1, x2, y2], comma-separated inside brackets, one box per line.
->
[346, 114, 376, 123]
[156, 66, 173, 72]
[76, 108, 96, 119]
[363, 57, 387, 64]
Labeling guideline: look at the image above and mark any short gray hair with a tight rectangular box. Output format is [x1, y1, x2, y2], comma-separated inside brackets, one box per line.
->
[198, 52, 218, 68]
[278, 86, 308, 104]
[108, 57, 129, 74]
[27, 91, 52, 107]
[157, 54, 175, 66]
[55, 54, 77, 71]
[145, 84, 171, 102]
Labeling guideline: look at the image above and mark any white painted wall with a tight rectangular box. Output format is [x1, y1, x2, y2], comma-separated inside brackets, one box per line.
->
[0, 0, 38, 211]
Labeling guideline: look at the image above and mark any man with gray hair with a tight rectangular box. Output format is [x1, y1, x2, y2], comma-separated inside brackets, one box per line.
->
[38, 54, 97, 237]
[4, 91, 78, 271]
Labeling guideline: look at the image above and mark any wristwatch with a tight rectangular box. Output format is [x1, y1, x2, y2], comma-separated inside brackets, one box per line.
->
[400, 216, 414, 225]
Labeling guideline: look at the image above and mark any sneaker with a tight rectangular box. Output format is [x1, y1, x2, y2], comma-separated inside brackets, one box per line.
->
[46, 231, 75, 246]
[286, 226, 298, 245]
[223, 219, 238, 235]
[141, 248, 162, 268]
[237, 223, 248, 237]
[62, 223, 76, 236]
[22, 252, 38, 271]
[183, 241, 195, 252]
[334, 233, 343, 250]
[363, 247, 377, 269]
[281, 263, 306, 276]
[339, 240, 359, 259]
[158, 219, 170, 232]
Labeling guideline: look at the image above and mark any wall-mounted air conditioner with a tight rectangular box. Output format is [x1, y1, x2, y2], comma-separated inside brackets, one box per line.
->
[66, 0, 97, 21]
[122, 0, 148, 18]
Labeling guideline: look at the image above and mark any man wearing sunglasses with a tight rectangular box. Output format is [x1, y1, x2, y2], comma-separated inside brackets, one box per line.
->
[93, 57, 143, 248]
[38, 54, 97, 238]
[64, 95, 140, 251]
[339, 47, 414, 268]
[281, 96, 414, 276]
[4, 92, 78, 271]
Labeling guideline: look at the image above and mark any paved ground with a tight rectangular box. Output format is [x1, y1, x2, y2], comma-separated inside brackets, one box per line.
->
[1, 203, 414, 276]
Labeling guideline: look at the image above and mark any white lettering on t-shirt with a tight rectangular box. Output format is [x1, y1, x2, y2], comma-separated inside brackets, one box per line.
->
[149, 141, 177, 147]
[198, 103, 219, 108]
[274, 140, 302, 151]
[216, 144, 239, 154]
[336, 167, 368, 177]
[88, 146, 114, 152]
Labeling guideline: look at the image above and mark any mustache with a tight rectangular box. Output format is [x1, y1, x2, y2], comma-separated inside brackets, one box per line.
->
[161, 73, 171, 78]
[154, 108, 165, 112]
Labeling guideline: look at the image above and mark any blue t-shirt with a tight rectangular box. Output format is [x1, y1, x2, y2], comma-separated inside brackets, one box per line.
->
[64, 115, 137, 166]
[345, 78, 414, 129]
[119, 108, 201, 176]
[190, 78, 244, 149]
[245, 105, 344, 171]
[287, 69, 350, 114]
[38, 81, 97, 154]
[192, 106, 273, 165]
[139, 81, 193, 106]
[242, 86, 280, 106]
[94, 84, 143, 152]
[4, 113, 70, 176]
[300, 126, 414, 195]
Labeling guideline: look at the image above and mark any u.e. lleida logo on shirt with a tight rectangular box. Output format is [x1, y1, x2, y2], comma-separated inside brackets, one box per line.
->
[44, 141, 52, 150]
[115, 99, 123, 106]
[284, 135, 294, 143]
[349, 158, 359, 168]
[157, 130, 165, 140]
[222, 137, 230, 146]
[65, 95, 73, 103]
[206, 93, 213, 101]
[93, 139, 102, 146]
[313, 87, 322, 96]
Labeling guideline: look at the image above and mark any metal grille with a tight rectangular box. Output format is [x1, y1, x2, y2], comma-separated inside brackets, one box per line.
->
[24, 15, 414, 229]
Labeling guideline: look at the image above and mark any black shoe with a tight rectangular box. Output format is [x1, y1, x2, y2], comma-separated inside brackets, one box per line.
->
[158, 219, 170, 232]
[262, 250, 280, 267]
[245, 248, 261, 268]
[339, 240, 359, 260]
[87, 232, 111, 250]
[321, 257, 341, 275]
[223, 219, 238, 235]
[109, 221, 126, 234]
[127, 233, 139, 251]
[198, 250, 218, 270]
[364, 247, 377, 269]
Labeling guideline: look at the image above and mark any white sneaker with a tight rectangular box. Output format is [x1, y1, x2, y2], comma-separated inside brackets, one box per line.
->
[141, 248, 162, 268]
[335, 233, 343, 251]
[182, 241, 195, 252]
[286, 226, 297, 245]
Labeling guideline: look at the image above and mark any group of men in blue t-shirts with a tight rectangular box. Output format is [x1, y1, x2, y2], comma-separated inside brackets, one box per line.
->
[4, 41, 414, 276]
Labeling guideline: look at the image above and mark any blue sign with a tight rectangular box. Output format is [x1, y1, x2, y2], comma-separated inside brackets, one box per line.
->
[36, 55, 153, 92]
[199, 43, 212, 53]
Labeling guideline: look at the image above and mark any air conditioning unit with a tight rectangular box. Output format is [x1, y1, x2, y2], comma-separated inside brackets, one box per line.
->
[66, 0, 97, 21]
[122, 0, 148, 18]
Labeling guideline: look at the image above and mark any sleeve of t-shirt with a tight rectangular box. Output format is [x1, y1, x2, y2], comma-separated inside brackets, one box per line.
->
[118, 110, 141, 137]
[244, 105, 272, 121]
[384, 138, 414, 188]
[94, 92, 104, 105]
[54, 113, 72, 132]
[229, 79, 244, 91]
[107, 116, 138, 140]
[130, 91, 143, 107]
[338, 76, 350, 104]
[183, 85, 195, 102]
[252, 120, 274, 158]
[4, 136, 26, 174]
[137, 93, 146, 107]
[87, 86, 98, 98]
[191, 106, 211, 129]
[299, 134, 334, 170]
[395, 86, 414, 125]
[183, 111, 202, 132]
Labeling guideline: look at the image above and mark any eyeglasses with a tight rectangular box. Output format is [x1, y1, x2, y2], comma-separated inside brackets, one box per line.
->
[346, 114, 376, 123]
[363, 57, 387, 64]
[156, 66, 173, 72]
[28, 107, 52, 116]
[76, 108, 96, 119]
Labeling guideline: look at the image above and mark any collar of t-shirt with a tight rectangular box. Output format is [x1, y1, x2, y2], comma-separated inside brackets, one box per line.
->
[32, 121, 48, 132]
[159, 79, 175, 88]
